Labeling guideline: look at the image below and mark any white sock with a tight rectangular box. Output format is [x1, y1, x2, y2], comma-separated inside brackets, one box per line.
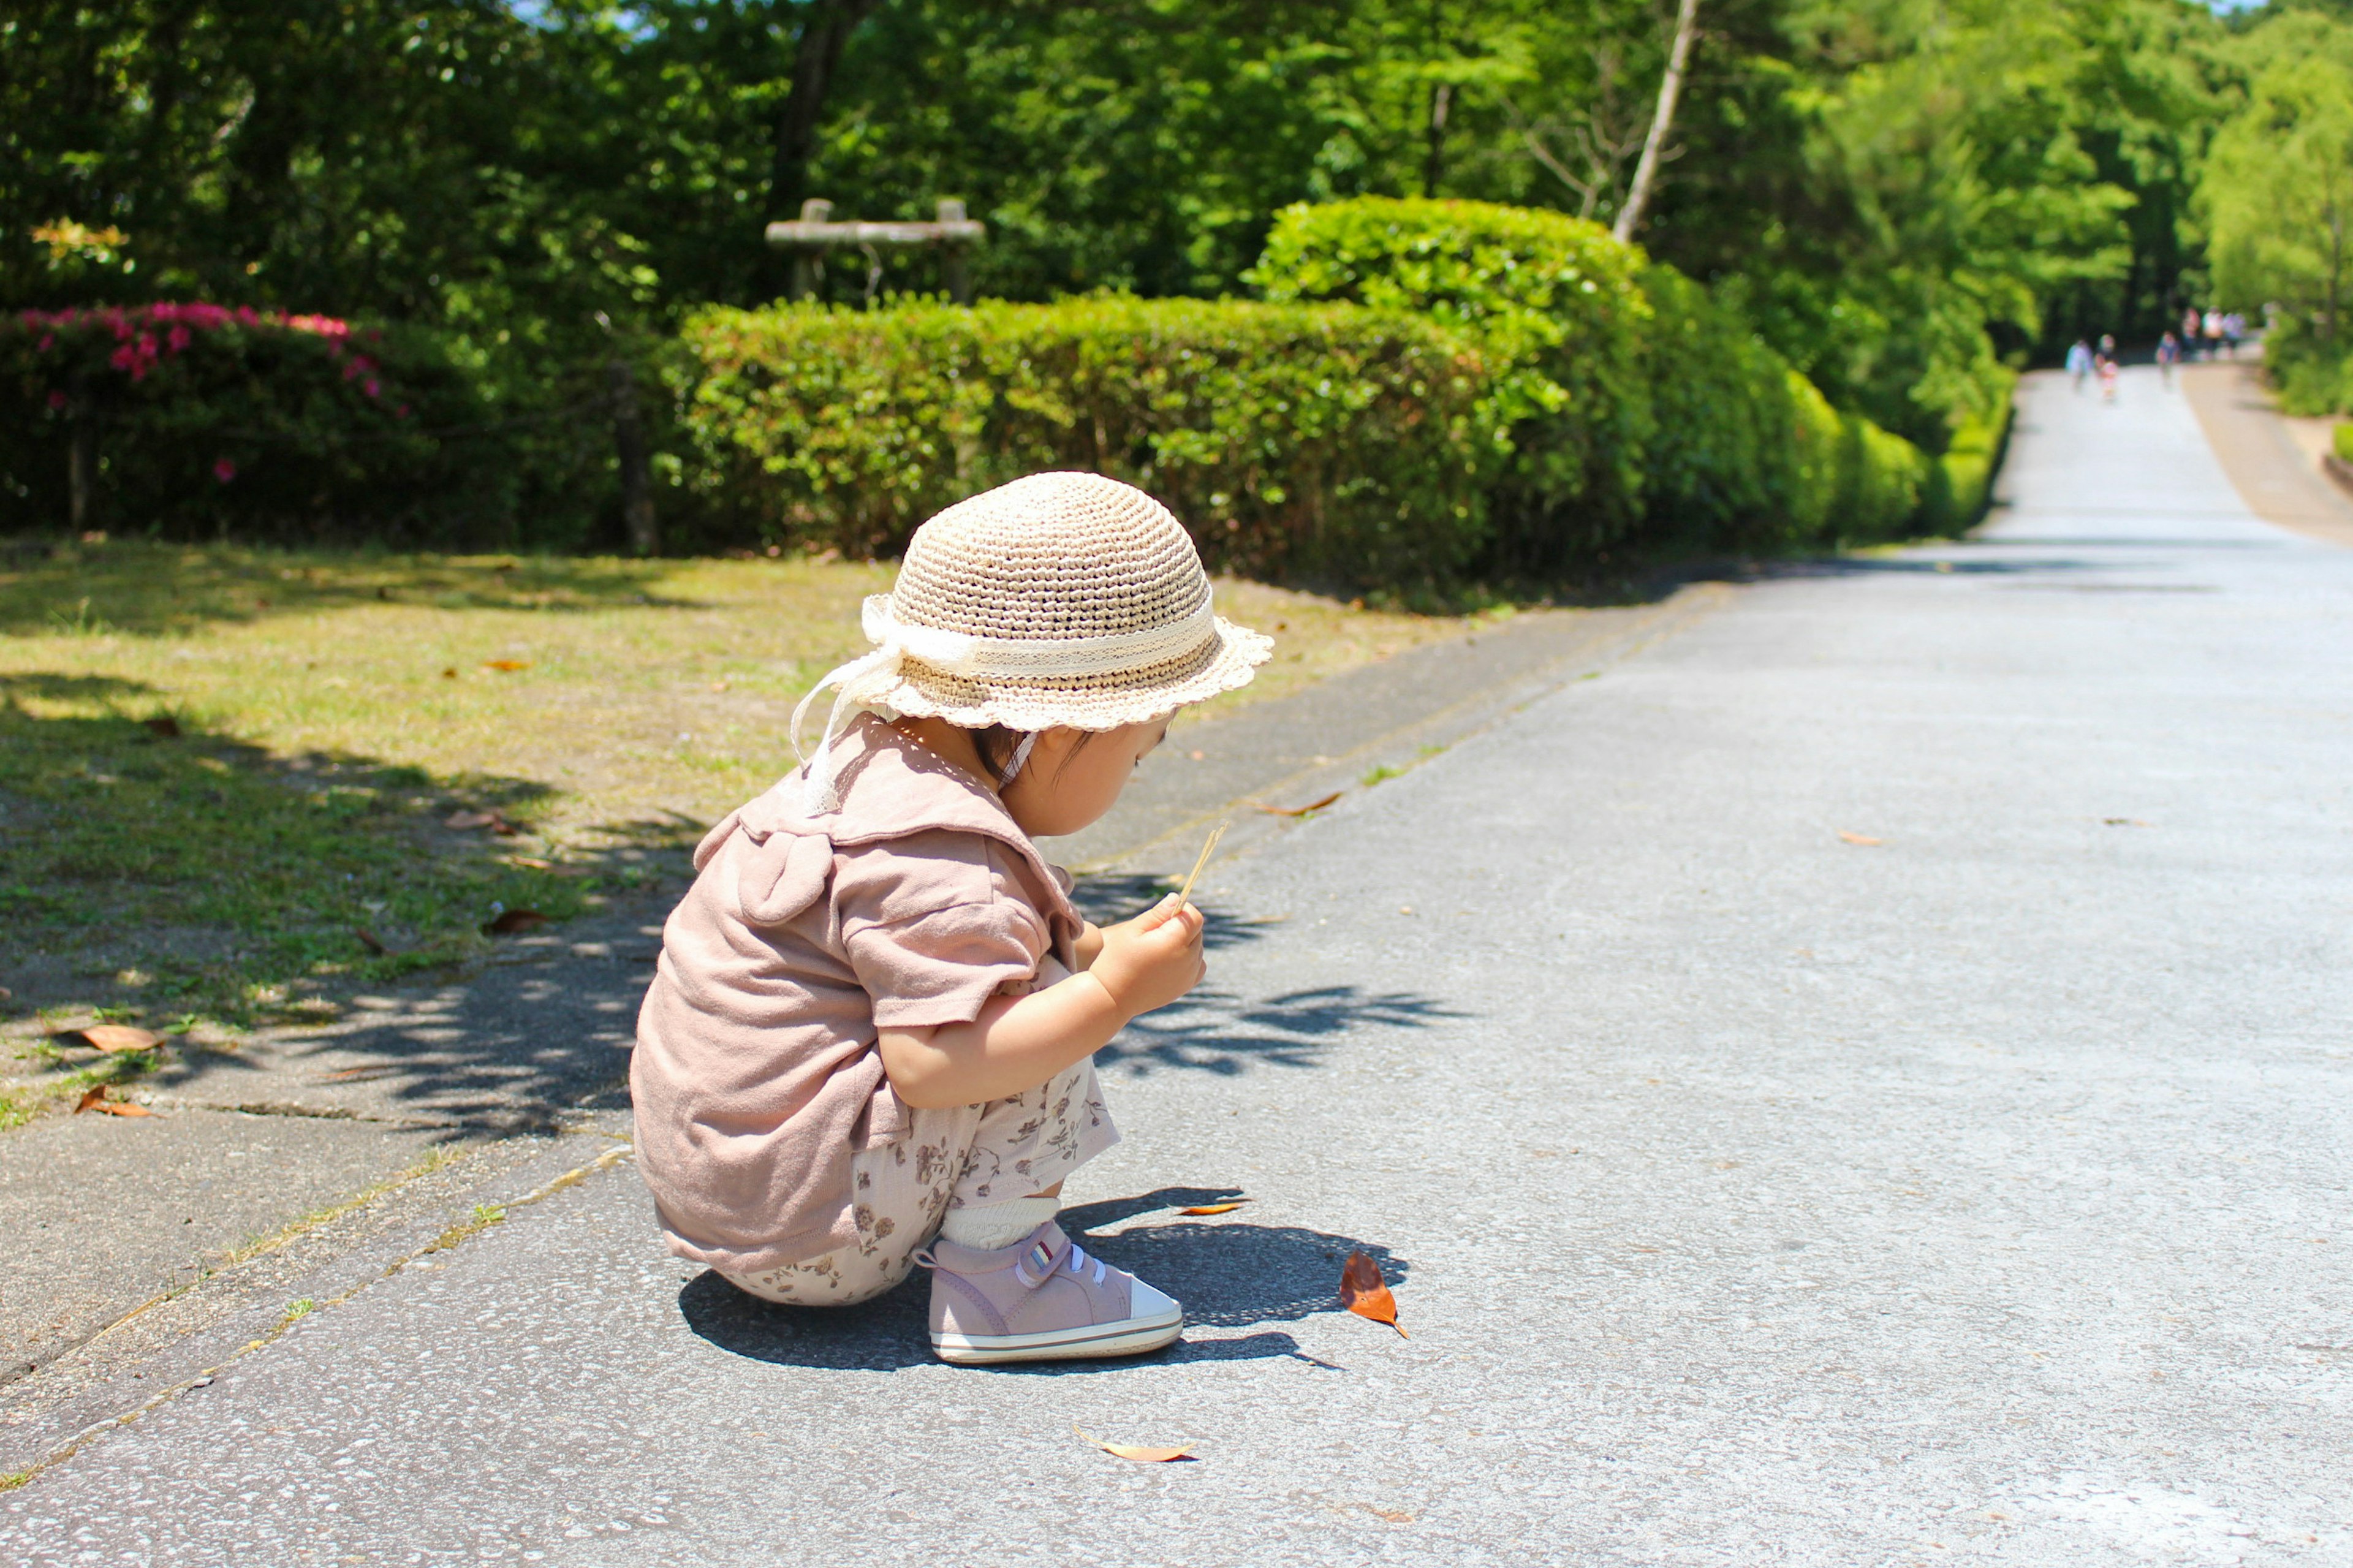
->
[938, 1194, 1059, 1252]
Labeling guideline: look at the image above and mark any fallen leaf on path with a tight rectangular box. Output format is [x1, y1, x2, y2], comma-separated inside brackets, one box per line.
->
[1339, 1250, 1407, 1336]
[440, 667, 458, 679]
[1073, 1426, 1194, 1463]
[1176, 1202, 1249, 1216]
[53, 1025, 163, 1053]
[480, 659, 531, 672]
[2104, 817, 2151, 827]
[1837, 831, 1882, 846]
[444, 808, 501, 830]
[1248, 790, 1343, 817]
[355, 928, 391, 955]
[483, 908, 548, 935]
[75, 1085, 152, 1116]
[142, 715, 182, 738]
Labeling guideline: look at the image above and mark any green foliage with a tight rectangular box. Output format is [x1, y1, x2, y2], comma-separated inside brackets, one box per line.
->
[1254, 199, 1933, 566]
[678, 294, 1502, 585]
[2198, 10, 2353, 414]
[1922, 368, 2020, 535]
[6, 0, 2211, 459]
[2335, 422, 2353, 466]
[0, 303, 542, 542]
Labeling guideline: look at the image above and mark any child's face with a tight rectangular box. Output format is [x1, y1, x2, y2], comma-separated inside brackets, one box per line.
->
[1004, 718, 1170, 838]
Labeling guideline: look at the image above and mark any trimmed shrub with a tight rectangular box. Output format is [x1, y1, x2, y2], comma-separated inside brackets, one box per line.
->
[676, 295, 1502, 585]
[1252, 198, 1934, 564]
[0, 303, 569, 545]
[1920, 367, 2018, 535]
[1250, 197, 1653, 567]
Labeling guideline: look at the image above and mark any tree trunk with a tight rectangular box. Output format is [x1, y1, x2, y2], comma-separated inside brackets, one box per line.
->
[768, 0, 881, 220]
[1423, 80, 1453, 197]
[1613, 0, 1701, 244]
[68, 411, 94, 533]
[608, 358, 659, 558]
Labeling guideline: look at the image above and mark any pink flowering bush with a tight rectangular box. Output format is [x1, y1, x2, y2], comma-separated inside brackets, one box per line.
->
[1, 302, 517, 540]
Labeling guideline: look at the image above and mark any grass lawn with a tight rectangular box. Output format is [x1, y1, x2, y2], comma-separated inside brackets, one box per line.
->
[1, 536, 1492, 1115]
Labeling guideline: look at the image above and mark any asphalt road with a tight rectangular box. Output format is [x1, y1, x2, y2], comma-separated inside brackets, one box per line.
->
[6, 366, 2348, 1564]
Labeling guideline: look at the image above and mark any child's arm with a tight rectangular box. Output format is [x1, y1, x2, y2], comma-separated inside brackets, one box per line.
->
[1073, 922, 1105, 971]
[878, 896, 1203, 1110]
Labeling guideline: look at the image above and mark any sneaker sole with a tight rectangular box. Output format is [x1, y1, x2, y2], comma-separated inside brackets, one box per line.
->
[932, 1307, 1184, 1365]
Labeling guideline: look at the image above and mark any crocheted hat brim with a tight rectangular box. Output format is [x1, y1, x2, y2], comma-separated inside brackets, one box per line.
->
[865, 616, 1273, 732]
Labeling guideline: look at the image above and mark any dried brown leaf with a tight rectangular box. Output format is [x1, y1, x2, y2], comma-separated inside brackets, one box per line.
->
[480, 659, 531, 672]
[440, 667, 458, 679]
[96, 1099, 153, 1118]
[1339, 1250, 1406, 1337]
[483, 908, 548, 936]
[142, 715, 183, 738]
[74, 1085, 107, 1114]
[444, 809, 500, 830]
[355, 928, 390, 955]
[1175, 1202, 1249, 1216]
[1837, 831, 1882, 847]
[1249, 791, 1343, 818]
[55, 1025, 164, 1053]
[1073, 1426, 1194, 1463]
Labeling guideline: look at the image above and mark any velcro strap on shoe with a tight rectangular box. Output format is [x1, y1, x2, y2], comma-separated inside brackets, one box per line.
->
[1010, 1234, 1071, 1290]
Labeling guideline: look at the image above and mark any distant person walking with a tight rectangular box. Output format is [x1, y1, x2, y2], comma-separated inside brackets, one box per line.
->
[2096, 336, 2120, 403]
[2223, 312, 2245, 358]
[2204, 309, 2224, 360]
[2066, 338, 2095, 391]
[2183, 306, 2203, 360]
[2156, 330, 2180, 386]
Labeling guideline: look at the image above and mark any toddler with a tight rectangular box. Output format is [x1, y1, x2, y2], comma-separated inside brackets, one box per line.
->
[632, 472, 1271, 1364]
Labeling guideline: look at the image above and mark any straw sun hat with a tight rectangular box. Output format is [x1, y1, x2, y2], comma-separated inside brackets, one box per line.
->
[794, 471, 1273, 807]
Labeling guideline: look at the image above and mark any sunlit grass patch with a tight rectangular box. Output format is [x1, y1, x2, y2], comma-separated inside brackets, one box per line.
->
[0, 536, 1488, 1065]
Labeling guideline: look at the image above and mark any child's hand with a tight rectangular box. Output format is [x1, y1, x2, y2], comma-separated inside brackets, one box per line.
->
[1089, 895, 1205, 1018]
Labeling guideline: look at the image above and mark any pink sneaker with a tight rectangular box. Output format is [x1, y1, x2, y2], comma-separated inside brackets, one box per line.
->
[915, 1222, 1183, 1365]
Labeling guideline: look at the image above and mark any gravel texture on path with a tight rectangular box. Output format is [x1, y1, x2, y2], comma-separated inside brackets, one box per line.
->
[6, 366, 2349, 1563]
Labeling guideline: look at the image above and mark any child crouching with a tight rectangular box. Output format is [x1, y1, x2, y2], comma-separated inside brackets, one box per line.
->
[632, 472, 1270, 1364]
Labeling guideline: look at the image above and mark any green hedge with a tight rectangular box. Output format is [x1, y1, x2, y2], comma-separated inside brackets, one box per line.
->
[1252, 198, 1935, 566]
[675, 295, 1502, 583]
[1921, 366, 2017, 534]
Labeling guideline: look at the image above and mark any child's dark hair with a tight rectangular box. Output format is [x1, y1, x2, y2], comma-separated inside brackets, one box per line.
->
[971, 724, 1090, 784]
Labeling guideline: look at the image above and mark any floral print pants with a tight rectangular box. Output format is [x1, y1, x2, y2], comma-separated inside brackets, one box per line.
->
[720, 1055, 1117, 1307]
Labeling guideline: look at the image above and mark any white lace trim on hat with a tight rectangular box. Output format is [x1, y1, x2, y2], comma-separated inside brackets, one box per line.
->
[791, 594, 1219, 810]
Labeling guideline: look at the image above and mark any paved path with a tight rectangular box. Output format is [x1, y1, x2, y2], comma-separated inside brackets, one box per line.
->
[6, 367, 2349, 1563]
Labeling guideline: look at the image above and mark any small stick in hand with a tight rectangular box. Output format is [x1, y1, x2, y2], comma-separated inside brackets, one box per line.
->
[1174, 819, 1229, 907]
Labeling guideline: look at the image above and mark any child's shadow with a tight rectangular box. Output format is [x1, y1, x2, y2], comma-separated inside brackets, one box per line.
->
[676, 1187, 1408, 1375]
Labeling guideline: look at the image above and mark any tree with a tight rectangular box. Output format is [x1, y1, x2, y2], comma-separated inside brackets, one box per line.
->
[2202, 13, 2353, 344]
[1613, 0, 1700, 241]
